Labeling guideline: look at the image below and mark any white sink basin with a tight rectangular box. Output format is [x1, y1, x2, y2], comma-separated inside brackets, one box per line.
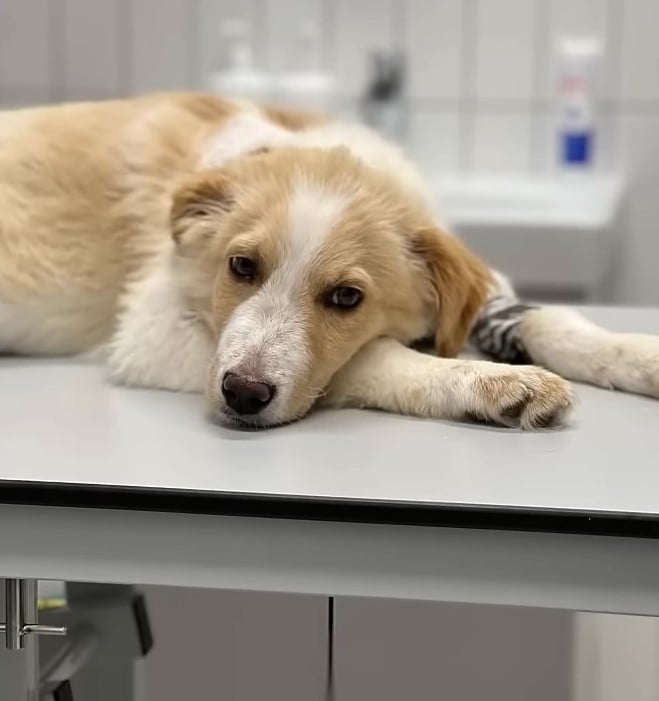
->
[431, 174, 626, 299]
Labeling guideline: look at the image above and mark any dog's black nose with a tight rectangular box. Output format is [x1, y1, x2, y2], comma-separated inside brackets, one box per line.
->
[221, 372, 275, 416]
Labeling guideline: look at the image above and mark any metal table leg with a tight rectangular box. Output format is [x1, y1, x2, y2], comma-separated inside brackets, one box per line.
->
[0, 579, 66, 701]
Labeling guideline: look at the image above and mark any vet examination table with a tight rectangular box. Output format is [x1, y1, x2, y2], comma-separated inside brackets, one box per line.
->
[2, 306, 659, 698]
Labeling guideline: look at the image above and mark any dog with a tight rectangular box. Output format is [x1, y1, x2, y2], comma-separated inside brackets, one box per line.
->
[1, 92, 658, 429]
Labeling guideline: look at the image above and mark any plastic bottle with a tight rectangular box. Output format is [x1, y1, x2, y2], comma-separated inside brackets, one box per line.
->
[556, 38, 602, 170]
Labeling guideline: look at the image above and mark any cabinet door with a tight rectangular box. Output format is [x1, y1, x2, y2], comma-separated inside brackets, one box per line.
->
[333, 597, 572, 701]
[139, 587, 328, 701]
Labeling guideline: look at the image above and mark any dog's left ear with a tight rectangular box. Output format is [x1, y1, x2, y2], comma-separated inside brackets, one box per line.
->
[410, 227, 492, 357]
[170, 170, 234, 250]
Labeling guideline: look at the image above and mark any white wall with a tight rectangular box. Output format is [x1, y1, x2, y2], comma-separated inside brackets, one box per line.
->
[573, 614, 659, 701]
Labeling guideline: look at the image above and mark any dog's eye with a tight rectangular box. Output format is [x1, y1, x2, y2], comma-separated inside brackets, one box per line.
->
[328, 286, 363, 310]
[230, 256, 257, 280]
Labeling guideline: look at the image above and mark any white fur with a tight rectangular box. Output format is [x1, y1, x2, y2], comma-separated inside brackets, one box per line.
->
[211, 183, 347, 423]
[286, 182, 347, 262]
[107, 251, 214, 392]
[520, 307, 659, 399]
[489, 269, 516, 298]
[200, 108, 294, 169]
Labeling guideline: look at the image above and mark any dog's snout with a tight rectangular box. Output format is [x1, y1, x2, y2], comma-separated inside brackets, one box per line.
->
[221, 372, 275, 416]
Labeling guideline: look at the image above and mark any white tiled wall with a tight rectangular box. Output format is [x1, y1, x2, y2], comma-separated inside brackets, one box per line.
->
[405, 0, 462, 101]
[61, 0, 124, 99]
[473, 0, 538, 102]
[1, 0, 643, 172]
[1, 0, 659, 302]
[333, 0, 399, 98]
[0, 0, 53, 100]
[620, 1, 659, 101]
[130, 0, 192, 92]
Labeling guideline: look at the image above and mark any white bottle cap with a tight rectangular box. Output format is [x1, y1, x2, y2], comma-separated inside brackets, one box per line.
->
[557, 37, 603, 68]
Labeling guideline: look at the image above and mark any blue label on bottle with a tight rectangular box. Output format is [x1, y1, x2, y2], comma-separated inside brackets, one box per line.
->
[562, 132, 592, 165]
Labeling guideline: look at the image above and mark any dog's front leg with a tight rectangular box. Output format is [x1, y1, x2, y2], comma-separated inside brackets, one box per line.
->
[322, 338, 574, 429]
[106, 258, 214, 393]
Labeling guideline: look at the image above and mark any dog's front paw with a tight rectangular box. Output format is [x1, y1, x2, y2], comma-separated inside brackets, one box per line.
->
[466, 366, 575, 430]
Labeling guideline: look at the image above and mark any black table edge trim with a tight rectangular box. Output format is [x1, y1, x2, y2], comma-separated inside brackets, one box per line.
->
[1, 479, 659, 540]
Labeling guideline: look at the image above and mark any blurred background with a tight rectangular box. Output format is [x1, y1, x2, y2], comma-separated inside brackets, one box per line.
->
[3, 0, 659, 699]
[1, 0, 658, 306]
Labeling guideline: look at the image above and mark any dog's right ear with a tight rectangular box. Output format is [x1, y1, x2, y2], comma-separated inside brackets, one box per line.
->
[409, 226, 491, 358]
[170, 171, 234, 249]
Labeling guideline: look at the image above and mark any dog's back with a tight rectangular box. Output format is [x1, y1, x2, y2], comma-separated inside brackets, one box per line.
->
[0, 94, 240, 353]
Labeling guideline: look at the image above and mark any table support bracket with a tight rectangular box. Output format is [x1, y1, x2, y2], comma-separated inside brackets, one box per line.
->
[0, 580, 67, 651]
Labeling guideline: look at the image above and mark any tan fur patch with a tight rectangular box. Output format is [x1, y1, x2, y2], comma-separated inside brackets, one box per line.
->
[260, 105, 326, 131]
[409, 228, 492, 357]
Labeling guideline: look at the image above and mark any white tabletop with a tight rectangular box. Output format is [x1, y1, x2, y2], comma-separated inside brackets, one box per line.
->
[1, 307, 659, 532]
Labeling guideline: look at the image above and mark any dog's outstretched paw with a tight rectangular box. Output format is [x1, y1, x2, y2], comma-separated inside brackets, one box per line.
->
[466, 366, 575, 430]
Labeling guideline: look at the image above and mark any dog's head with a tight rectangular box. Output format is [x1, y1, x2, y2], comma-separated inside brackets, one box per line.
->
[172, 147, 490, 427]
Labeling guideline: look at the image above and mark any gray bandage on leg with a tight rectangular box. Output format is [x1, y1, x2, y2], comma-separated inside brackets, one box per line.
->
[469, 295, 538, 364]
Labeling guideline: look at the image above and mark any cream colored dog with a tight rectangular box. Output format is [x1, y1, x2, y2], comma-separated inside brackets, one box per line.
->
[1, 92, 658, 429]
